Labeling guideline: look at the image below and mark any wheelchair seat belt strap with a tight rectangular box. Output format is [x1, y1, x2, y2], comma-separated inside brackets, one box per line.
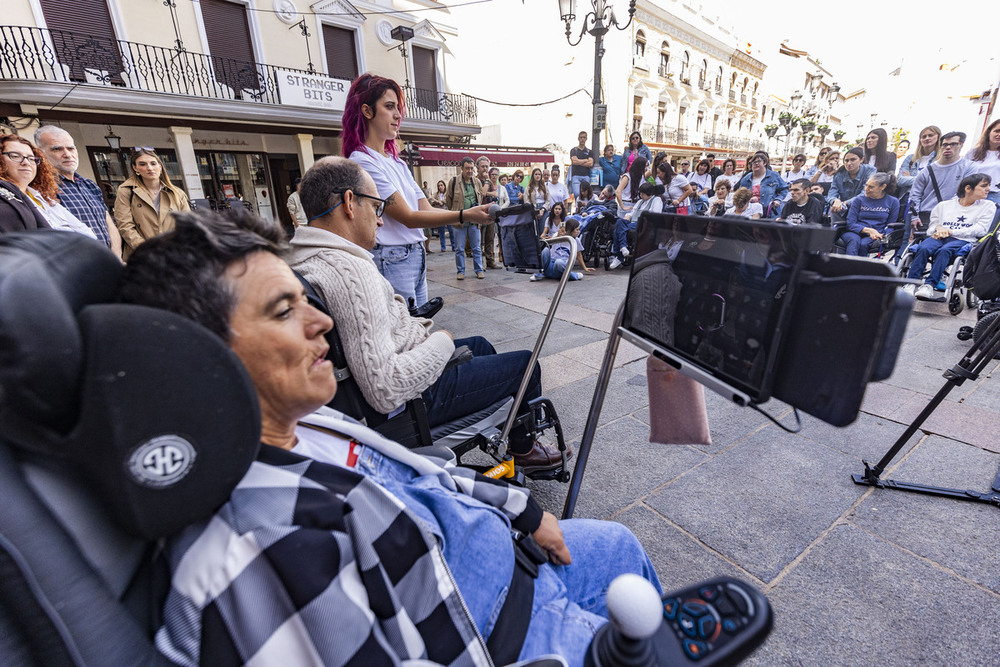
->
[485, 539, 538, 664]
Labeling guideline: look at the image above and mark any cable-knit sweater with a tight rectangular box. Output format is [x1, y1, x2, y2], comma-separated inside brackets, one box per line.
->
[288, 226, 455, 413]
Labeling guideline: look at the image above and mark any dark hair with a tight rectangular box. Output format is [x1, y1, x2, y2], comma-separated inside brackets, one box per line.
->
[790, 178, 812, 190]
[696, 159, 711, 173]
[638, 182, 665, 198]
[628, 132, 643, 149]
[461, 157, 475, 167]
[299, 156, 367, 222]
[959, 172, 991, 197]
[550, 201, 567, 222]
[845, 147, 865, 160]
[564, 217, 580, 235]
[941, 131, 967, 144]
[722, 158, 737, 173]
[706, 153, 715, 160]
[341, 73, 405, 159]
[863, 128, 892, 172]
[120, 209, 286, 342]
[867, 171, 897, 196]
[793, 153, 807, 163]
[970, 119, 1000, 162]
[656, 160, 676, 187]
[293, 177, 302, 186]
[628, 156, 647, 201]
[652, 151, 667, 176]
[579, 180, 593, 198]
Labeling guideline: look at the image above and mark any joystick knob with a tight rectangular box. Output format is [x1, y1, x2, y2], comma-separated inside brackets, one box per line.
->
[607, 574, 663, 640]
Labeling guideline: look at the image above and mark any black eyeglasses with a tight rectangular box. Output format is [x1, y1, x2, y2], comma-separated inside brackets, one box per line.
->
[2, 151, 41, 165]
[334, 188, 386, 216]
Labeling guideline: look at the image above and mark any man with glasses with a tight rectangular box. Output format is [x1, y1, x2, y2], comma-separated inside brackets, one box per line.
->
[909, 132, 975, 233]
[33, 125, 122, 257]
[290, 157, 566, 474]
[678, 159, 691, 176]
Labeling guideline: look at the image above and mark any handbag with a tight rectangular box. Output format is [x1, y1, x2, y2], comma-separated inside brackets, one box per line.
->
[646, 356, 712, 446]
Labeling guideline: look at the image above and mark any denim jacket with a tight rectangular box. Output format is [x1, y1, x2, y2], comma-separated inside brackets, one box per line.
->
[897, 151, 935, 179]
[599, 154, 624, 189]
[736, 169, 789, 217]
[827, 164, 877, 206]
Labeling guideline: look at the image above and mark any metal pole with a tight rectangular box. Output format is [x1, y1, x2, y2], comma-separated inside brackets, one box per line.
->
[592, 28, 603, 162]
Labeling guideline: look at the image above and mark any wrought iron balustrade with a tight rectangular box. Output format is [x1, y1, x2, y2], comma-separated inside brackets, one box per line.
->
[0, 25, 477, 125]
[740, 94, 747, 106]
[729, 90, 736, 102]
[657, 65, 671, 78]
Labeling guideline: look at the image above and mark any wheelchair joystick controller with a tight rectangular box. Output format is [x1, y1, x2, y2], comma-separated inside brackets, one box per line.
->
[586, 574, 661, 667]
[585, 575, 774, 666]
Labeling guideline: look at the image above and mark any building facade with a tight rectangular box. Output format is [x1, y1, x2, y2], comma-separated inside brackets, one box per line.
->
[1, 0, 480, 227]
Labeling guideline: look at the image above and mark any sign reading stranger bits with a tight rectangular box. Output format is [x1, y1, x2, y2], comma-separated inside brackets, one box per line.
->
[278, 72, 349, 111]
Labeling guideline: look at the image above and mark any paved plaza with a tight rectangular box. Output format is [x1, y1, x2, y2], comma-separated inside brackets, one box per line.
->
[426, 245, 1000, 666]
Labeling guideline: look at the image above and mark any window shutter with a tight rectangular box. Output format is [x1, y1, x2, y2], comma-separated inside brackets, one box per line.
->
[200, 0, 260, 91]
[40, 0, 121, 82]
[322, 25, 358, 81]
[411, 46, 437, 111]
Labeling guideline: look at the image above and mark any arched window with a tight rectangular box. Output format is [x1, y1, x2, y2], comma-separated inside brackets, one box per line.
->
[634, 30, 646, 58]
[659, 41, 670, 76]
[682, 51, 690, 82]
[716, 66, 723, 92]
[699, 59, 708, 87]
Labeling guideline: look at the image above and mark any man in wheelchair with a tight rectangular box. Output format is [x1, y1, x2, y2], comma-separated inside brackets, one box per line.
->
[286, 157, 566, 474]
[903, 173, 996, 301]
[116, 209, 660, 666]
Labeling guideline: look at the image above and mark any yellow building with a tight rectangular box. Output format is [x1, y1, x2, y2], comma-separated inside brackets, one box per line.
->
[1, 0, 480, 227]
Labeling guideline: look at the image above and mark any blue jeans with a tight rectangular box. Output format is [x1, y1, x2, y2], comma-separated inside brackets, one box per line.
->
[988, 191, 1000, 228]
[907, 237, 967, 285]
[570, 174, 590, 199]
[518, 519, 662, 667]
[452, 224, 483, 275]
[613, 217, 636, 259]
[440, 224, 456, 250]
[373, 242, 428, 307]
[422, 336, 540, 450]
[358, 450, 661, 667]
[537, 246, 582, 280]
[841, 231, 876, 257]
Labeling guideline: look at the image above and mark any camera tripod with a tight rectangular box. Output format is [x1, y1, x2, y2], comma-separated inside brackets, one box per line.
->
[852, 310, 1000, 507]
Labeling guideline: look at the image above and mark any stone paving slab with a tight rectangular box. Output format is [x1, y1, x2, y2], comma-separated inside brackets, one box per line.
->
[851, 435, 1000, 594]
[646, 426, 867, 582]
[747, 523, 1000, 666]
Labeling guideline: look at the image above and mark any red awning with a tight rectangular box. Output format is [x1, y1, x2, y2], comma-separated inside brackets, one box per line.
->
[415, 146, 554, 168]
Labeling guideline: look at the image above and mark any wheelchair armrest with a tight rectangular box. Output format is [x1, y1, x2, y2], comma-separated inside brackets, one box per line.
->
[409, 445, 457, 463]
[444, 345, 474, 372]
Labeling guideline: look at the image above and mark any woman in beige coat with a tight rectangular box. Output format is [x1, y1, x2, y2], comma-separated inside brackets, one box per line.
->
[114, 149, 190, 258]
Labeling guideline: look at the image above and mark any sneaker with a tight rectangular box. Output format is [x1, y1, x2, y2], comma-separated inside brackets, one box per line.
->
[476, 271, 486, 279]
[935, 280, 947, 291]
[914, 284, 934, 300]
[621, 246, 630, 258]
[609, 257, 622, 270]
[456, 273, 465, 281]
[902, 284, 917, 296]
[511, 439, 573, 474]
[569, 271, 583, 281]
[529, 273, 544, 282]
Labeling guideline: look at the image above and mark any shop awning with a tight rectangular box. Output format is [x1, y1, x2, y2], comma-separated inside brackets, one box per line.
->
[414, 146, 554, 168]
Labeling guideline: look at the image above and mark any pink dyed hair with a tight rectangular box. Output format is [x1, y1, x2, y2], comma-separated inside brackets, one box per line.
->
[341, 73, 406, 159]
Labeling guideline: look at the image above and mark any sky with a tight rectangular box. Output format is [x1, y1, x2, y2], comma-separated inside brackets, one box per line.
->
[444, 0, 1000, 148]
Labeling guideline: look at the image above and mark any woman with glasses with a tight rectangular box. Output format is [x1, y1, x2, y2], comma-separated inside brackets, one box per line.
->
[783, 154, 809, 183]
[623, 131, 653, 171]
[0, 135, 95, 238]
[343, 74, 491, 307]
[113, 148, 190, 259]
[805, 147, 833, 179]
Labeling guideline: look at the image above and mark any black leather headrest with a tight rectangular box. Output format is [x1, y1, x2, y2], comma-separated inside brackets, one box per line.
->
[0, 233, 261, 539]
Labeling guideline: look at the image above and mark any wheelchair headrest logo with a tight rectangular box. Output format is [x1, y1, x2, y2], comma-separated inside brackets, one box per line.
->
[128, 436, 197, 488]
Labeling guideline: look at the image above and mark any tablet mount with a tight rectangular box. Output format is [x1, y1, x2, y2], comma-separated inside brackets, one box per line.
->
[852, 311, 1000, 507]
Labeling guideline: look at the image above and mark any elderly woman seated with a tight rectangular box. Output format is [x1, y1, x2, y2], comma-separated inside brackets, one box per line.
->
[119, 209, 661, 667]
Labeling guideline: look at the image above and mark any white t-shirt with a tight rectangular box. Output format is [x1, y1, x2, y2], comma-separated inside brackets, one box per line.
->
[689, 172, 712, 193]
[668, 175, 690, 203]
[25, 187, 97, 239]
[967, 149, 1000, 193]
[783, 169, 807, 183]
[292, 425, 361, 469]
[548, 181, 569, 204]
[350, 147, 426, 246]
[714, 173, 738, 191]
[726, 202, 763, 219]
[550, 235, 583, 262]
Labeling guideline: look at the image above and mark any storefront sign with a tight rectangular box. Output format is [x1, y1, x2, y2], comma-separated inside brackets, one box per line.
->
[278, 72, 349, 111]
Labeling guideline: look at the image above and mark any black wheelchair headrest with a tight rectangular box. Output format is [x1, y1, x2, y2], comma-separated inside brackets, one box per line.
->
[0, 232, 260, 539]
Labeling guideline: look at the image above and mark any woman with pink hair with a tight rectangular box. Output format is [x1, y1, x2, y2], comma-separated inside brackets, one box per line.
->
[344, 74, 491, 305]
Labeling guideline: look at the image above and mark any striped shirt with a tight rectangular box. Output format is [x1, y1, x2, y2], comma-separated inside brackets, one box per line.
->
[57, 173, 112, 247]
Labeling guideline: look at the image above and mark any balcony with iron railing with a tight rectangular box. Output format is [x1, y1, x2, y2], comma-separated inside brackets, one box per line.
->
[657, 65, 672, 79]
[729, 90, 736, 102]
[0, 25, 478, 127]
[740, 94, 748, 106]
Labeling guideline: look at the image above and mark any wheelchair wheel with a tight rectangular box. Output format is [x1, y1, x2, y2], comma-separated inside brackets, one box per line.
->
[972, 311, 1000, 359]
[948, 291, 963, 315]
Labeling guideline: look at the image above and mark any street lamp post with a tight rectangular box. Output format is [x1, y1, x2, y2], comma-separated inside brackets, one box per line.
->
[558, 0, 637, 162]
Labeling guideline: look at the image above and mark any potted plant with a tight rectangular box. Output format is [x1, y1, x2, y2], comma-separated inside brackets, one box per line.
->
[778, 111, 794, 130]
[764, 124, 778, 138]
[800, 119, 816, 132]
[833, 130, 846, 141]
[817, 124, 831, 138]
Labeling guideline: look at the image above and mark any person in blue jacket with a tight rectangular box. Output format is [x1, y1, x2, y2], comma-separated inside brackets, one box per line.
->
[827, 147, 877, 223]
[842, 172, 900, 256]
[599, 144, 624, 190]
[736, 152, 788, 218]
